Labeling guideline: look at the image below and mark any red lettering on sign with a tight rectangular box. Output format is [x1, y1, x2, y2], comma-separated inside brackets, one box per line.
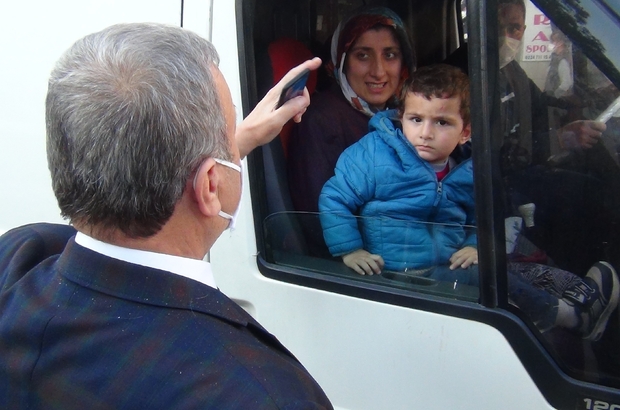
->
[532, 31, 550, 42]
[533, 14, 550, 25]
[526, 44, 549, 54]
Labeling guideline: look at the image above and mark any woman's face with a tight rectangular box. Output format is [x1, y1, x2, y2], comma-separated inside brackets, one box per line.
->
[345, 27, 403, 110]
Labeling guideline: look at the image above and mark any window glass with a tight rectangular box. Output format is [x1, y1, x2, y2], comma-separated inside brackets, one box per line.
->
[493, 0, 620, 388]
[263, 212, 479, 301]
[254, 0, 480, 303]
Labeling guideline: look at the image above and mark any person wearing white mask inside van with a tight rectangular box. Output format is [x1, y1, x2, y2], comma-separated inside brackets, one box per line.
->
[445, 0, 604, 172]
[495, 0, 617, 277]
[498, 7, 524, 69]
[445, 0, 619, 286]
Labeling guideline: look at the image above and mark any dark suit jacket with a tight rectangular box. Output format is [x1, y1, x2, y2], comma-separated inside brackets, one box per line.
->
[0, 223, 332, 409]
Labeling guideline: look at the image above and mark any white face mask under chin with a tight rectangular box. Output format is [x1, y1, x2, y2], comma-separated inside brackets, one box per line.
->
[499, 36, 522, 69]
[193, 157, 242, 232]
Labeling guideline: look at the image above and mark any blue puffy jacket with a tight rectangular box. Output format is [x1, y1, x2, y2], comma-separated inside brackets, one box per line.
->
[319, 110, 476, 271]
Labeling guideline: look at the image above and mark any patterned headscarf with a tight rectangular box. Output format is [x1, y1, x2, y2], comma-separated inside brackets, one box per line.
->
[329, 7, 415, 117]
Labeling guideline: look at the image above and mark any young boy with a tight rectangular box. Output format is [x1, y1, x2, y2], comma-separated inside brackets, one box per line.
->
[320, 64, 475, 277]
[319, 64, 619, 341]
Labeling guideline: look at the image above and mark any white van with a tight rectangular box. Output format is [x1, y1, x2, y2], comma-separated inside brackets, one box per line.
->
[2, 0, 620, 409]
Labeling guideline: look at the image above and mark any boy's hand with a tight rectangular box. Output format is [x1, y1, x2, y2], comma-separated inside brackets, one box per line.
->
[342, 250, 385, 276]
[449, 246, 478, 269]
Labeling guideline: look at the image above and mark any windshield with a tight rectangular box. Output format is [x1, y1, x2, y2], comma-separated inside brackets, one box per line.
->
[534, 0, 620, 87]
[483, 0, 620, 389]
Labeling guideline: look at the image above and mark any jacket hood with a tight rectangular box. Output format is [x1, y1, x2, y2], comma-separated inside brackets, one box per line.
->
[368, 109, 400, 135]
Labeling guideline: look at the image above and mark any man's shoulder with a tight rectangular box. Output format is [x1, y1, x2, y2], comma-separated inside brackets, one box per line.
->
[1, 223, 76, 248]
[205, 321, 332, 409]
[0, 223, 76, 289]
[0, 224, 334, 409]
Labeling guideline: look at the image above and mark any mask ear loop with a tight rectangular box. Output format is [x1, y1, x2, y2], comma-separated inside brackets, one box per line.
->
[192, 158, 241, 190]
[213, 158, 241, 173]
[191, 158, 241, 227]
[212, 158, 243, 230]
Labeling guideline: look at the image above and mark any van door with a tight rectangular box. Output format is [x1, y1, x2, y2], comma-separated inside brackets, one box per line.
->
[211, 0, 620, 409]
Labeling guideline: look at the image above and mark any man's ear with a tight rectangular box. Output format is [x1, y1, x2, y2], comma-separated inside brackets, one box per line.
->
[459, 123, 472, 145]
[192, 158, 221, 217]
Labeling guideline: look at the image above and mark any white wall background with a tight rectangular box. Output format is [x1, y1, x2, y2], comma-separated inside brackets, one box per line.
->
[0, 0, 182, 234]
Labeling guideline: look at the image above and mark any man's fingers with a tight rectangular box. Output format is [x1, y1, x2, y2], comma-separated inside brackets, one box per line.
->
[274, 84, 311, 125]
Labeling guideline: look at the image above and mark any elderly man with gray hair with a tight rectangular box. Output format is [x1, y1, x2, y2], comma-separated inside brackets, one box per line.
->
[0, 22, 329, 409]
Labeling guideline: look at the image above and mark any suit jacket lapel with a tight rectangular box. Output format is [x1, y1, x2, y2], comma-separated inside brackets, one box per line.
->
[59, 239, 256, 329]
[58, 239, 296, 358]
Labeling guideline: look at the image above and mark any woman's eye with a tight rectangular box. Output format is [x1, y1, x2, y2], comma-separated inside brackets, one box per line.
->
[355, 52, 369, 60]
[385, 51, 400, 60]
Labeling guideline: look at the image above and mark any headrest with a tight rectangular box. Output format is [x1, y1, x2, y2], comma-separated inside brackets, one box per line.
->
[267, 38, 318, 157]
[268, 38, 317, 94]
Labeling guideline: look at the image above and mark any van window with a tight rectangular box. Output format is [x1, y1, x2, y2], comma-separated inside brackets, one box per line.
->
[483, 0, 620, 389]
[244, 0, 477, 301]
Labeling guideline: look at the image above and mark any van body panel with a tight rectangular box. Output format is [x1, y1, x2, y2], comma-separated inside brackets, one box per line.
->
[2, 1, 620, 409]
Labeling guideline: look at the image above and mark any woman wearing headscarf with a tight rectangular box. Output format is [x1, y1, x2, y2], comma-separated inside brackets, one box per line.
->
[287, 6, 415, 256]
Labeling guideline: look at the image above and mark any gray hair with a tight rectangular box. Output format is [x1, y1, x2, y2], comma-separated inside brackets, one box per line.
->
[46, 23, 230, 237]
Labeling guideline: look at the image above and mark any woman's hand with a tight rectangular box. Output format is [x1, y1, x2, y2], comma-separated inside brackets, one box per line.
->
[236, 57, 322, 158]
[449, 246, 478, 269]
[343, 249, 385, 276]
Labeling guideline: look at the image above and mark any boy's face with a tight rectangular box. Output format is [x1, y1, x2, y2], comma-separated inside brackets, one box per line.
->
[401, 92, 471, 165]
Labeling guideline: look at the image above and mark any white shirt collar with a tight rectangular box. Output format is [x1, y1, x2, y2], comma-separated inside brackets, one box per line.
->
[74, 231, 217, 289]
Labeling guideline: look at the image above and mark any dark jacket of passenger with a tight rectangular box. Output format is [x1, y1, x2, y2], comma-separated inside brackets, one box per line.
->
[287, 85, 370, 214]
[287, 85, 370, 257]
